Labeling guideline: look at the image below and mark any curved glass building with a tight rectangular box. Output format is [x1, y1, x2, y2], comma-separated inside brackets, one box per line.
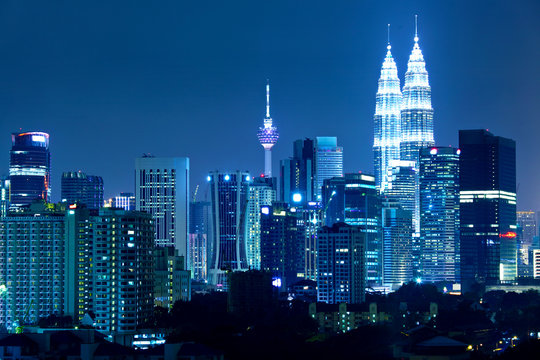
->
[9, 132, 51, 208]
[400, 30, 434, 162]
[373, 41, 402, 193]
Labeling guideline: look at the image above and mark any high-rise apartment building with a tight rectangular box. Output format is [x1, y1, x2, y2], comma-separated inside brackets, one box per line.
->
[61, 171, 104, 210]
[322, 174, 382, 286]
[459, 130, 517, 289]
[295, 201, 322, 281]
[135, 156, 189, 258]
[317, 223, 366, 304]
[92, 208, 154, 334]
[400, 21, 434, 163]
[419, 147, 460, 283]
[207, 171, 250, 288]
[0, 178, 9, 217]
[189, 201, 211, 281]
[373, 35, 402, 193]
[246, 177, 276, 270]
[0, 205, 67, 330]
[9, 132, 51, 208]
[154, 247, 191, 309]
[314, 137, 343, 201]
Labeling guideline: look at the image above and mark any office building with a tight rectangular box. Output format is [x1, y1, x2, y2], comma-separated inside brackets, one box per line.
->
[154, 247, 191, 309]
[260, 202, 303, 289]
[373, 33, 402, 193]
[314, 137, 343, 201]
[534, 250, 540, 279]
[322, 173, 382, 286]
[115, 192, 136, 210]
[92, 208, 154, 334]
[257, 81, 279, 177]
[9, 132, 51, 208]
[61, 171, 104, 210]
[135, 156, 189, 259]
[400, 21, 434, 162]
[296, 201, 322, 281]
[246, 177, 276, 270]
[419, 147, 460, 283]
[517, 211, 537, 278]
[382, 199, 414, 289]
[459, 130, 517, 289]
[189, 201, 211, 281]
[280, 138, 315, 203]
[207, 171, 250, 288]
[317, 223, 366, 304]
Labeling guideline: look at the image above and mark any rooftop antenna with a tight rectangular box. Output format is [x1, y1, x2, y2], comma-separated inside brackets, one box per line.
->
[414, 15, 419, 42]
[266, 79, 270, 119]
[387, 24, 391, 49]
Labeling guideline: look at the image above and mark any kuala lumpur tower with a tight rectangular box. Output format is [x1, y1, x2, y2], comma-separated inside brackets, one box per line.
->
[257, 80, 279, 177]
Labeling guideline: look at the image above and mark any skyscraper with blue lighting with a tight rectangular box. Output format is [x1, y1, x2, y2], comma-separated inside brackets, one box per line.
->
[373, 28, 402, 193]
[400, 18, 434, 162]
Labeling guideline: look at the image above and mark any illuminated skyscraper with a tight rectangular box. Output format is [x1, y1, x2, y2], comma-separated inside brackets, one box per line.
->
[135, 156, 189, 259]
[373, 26, 402, 193]
[9, 132, 51, 208]
[246, 177, 276, 270]
[257, 81, 279, 178]
[459, 130, 517, 289]
[419, 147, 460, 283]
[314, 137, 343, 201]
[400, 18, 434, 162]
[0, 178, 9, 217]
[207, 171, 251, 288]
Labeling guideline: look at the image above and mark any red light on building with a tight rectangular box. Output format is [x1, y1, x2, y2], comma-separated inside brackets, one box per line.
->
[499, 232, 516, 238]
[69, 204, 77, 209]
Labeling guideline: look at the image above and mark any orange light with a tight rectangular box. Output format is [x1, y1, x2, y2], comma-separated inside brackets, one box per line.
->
[69, 204, 77, 209]
[499, 232, 517, 238]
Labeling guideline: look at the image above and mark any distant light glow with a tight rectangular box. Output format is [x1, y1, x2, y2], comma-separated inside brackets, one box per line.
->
[207, 175, 211, 182]
[430, 148, 437, 155]
[292, 193, 302, 203]
[261, 207, 269, 215]
[32, 135, 46, 142]
[245, 175, 251, 181]
[415, 277, 422, 284]
[224, 174, 230, 181]
[272, 278, 282, 287]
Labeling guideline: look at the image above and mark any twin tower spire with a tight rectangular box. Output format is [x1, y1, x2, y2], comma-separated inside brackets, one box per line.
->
[374, 16, 434, 193]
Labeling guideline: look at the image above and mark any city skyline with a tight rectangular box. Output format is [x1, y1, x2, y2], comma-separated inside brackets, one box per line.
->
[0, 1, 538, 210]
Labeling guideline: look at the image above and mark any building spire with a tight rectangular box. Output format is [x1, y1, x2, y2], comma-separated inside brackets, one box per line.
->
[387, 24, 391, 50]
[414, 15, 419, 43]
[266, 79, 270, 119]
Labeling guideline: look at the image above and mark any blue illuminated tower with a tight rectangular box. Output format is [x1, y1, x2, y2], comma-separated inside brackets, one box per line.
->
[400, 17, 434, 162]
[374, 25, 402, 193]
[257, 81, 279, 177]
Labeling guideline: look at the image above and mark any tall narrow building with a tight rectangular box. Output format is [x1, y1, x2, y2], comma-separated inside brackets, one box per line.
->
[400, 18, 434, 162]
[257, 81, 279, 178]
[314, 137, 343, 201]
[61, 171, 104, 210]
[373, 27, 402, 193]
[207, 171, 251, 288]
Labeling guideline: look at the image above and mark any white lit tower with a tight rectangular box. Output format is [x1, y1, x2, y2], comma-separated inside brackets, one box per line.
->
[373, 25, 402, 193]
[400, 16, 434, 162]
[257, 81, 279, 177]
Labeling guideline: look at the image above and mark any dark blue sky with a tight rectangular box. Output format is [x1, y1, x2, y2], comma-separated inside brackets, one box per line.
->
[0, 1, 539, 209]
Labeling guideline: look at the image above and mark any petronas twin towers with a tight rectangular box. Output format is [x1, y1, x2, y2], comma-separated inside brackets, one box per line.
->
[373, 19, 434, 192]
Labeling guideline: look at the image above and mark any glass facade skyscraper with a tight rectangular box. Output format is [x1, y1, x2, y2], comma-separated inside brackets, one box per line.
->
[459, 130, 517, 289]
[400, 29, 434, 162]
[9, 132, 51, 209]
[314, 137, 343, 201]
[61, 171, 104, 210]
[373, 41, 402, 193]
[207, 171, 250, 288]
[419, 147, 460, 283]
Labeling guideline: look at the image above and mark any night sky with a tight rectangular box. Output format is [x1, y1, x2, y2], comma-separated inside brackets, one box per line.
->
[0, 1, 539, 209]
